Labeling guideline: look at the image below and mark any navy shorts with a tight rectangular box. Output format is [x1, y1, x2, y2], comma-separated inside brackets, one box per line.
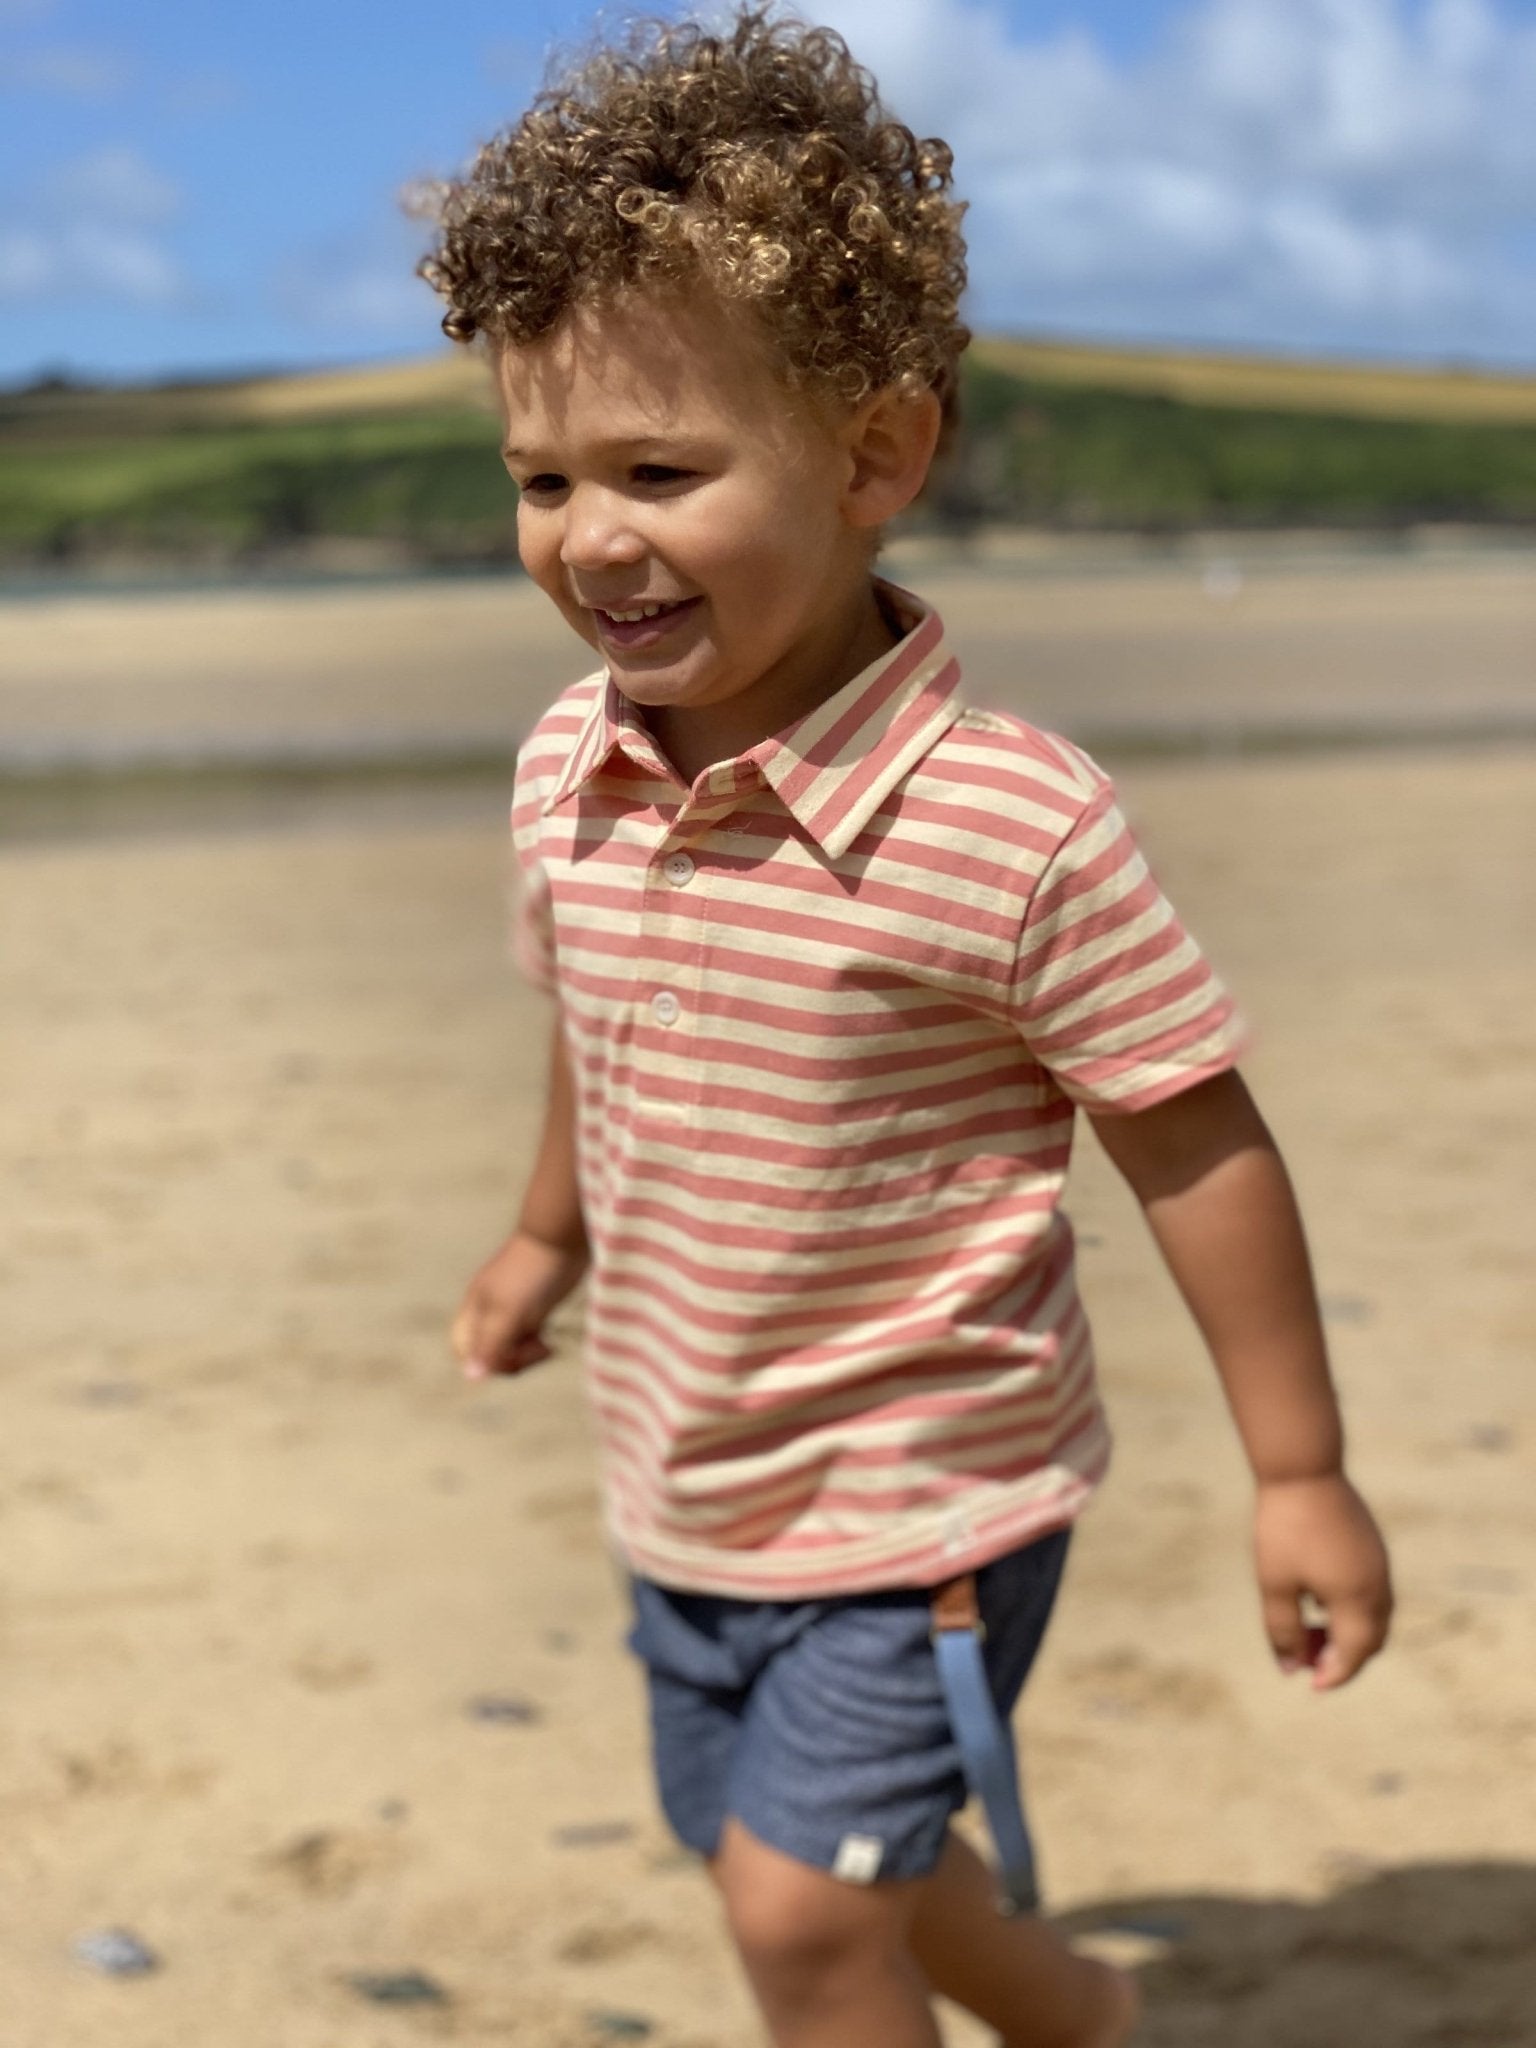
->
[624, 1528, 1071, 1886]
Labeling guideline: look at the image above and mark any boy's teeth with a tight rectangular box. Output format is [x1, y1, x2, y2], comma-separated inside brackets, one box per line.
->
[607, 602, 670, 622]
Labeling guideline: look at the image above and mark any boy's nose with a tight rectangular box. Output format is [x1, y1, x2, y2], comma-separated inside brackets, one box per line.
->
[559, 488, 646, 572]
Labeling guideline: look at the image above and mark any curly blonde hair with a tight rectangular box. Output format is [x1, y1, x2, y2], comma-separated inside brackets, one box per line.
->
[409, 6, 970, 413]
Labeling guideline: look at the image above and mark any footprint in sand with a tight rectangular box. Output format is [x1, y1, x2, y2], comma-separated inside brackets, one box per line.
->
[1064, 1646, 1234, 1722]
[557, 1920, 664, 1965]
[52, 1739, 218, 1800]
[261, 1826, 407, 1897]
[288, 1646, 375, 1690]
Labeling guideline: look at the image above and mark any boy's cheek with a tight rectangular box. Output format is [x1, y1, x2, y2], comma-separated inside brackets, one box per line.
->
[568, 611, 602, 649]
[519, 544, 592, 641]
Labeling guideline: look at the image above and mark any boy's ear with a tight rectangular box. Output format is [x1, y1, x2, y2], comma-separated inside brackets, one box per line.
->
[841, 384, 943, 530]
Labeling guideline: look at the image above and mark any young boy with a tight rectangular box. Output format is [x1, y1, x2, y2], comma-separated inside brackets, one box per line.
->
[421, 12, 1393, 2045]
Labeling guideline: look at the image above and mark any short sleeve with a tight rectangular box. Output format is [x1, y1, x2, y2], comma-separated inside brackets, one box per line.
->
[508, 763, 558, 995]
[1011, 783, 1247, 1112]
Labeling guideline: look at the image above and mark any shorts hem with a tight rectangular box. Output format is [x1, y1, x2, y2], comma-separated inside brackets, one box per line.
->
[723, 1790, 965, 1888]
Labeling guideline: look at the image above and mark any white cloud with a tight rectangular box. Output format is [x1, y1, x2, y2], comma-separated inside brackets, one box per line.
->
[0, 145, 190, 307]
[2, 41, 132, 95]
[293, 262, 429, 334]
[812, 0, 1536, 360]
[41, 145, 182, 228]
[274, 214, 446, 339]
[0, 228, 51, 297]
[160, 66, 241, 118]
[62, 224, 185, 301]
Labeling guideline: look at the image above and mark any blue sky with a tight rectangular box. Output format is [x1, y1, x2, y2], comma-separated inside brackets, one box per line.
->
[3, 0, 1535, 387]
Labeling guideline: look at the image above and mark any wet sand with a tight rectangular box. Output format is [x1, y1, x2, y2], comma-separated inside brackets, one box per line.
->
[2, 538, 1533, 771]
[2, 556, 1534, 2045]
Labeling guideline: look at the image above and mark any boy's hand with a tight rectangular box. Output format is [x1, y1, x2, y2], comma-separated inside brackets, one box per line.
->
[450, 1230, 588, 1382]
[1254, 1473, 1393, 1690]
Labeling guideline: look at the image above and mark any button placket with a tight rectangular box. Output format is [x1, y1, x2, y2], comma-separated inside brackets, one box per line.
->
[634, 814, 716, 1129]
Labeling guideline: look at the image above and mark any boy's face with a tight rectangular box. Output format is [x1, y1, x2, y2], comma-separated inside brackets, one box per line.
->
[492, 295, 883, 743]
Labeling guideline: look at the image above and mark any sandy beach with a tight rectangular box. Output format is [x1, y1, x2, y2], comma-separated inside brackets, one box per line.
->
[3, 537, 1534, 772]
[2, 549, 1534, 2046]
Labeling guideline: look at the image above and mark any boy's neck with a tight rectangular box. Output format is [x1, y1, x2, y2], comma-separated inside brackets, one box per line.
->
[640, 575, 904, 791]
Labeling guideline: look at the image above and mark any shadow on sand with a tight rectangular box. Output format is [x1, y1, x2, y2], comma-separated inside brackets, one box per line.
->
[1055, 1861, 1536, 2046]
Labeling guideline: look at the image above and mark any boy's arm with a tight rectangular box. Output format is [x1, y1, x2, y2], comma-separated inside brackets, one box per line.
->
[1088, 1069, 1393, 1690]
[451, 1012, 590, 1379]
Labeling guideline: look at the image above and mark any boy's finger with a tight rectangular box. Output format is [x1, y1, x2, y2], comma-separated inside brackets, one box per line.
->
[507, 1335, 553, 1372]
[465, 1328, 552, 1378]
[1310, 1599, 1388, 1691]
[452, 1303, 502, 1372]
[452, 1300, 506, 1374]
[449, 1302, 476, 1362]
[1261, 1587, 1309, 1673]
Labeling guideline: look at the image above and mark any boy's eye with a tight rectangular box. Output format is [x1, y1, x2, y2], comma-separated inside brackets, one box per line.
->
[518, 473, 567, 497]
[632, 464, 694, 486]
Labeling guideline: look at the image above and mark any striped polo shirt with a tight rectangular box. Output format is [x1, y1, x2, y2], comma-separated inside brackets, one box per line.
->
[509, 584, 1245, 1598]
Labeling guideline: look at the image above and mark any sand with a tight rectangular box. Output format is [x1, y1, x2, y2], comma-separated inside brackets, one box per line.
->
[2, 554, 1534, 2046]
[3, 539, 1533, 771]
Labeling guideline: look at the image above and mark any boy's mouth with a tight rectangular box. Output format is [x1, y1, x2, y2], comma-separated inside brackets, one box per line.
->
[590, 595, 701, 650]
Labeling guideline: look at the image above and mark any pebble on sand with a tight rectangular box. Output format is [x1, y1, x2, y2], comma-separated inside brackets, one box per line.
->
[72, 1928, 161, 1977]
[1318, 1293, 1376, 1326]
[77, 1380, 144, 1407]
[555, 1820, 636, 1848]
[465, 1693, 542, 1725]
[586, 2012, 655, 2040]
[347, 1970, 449, 2005]
[1466, 1423, 1513, 1453]
[1102, 1914, 1189, 1943]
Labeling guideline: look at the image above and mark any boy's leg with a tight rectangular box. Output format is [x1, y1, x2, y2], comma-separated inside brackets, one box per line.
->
[712, 1817, 943, 2048]
[707, 1822, 1138, 2048]
[688, 1531, 1135, 2045]
[906, 1827, 1140, 2048]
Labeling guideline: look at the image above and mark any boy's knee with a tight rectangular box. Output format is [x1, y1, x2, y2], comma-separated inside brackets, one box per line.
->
[714, 1820, 915, 1990]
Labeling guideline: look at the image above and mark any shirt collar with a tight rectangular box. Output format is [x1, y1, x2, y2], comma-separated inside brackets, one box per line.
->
[539, 578, 965, 860]
[538, 663, 657, 817]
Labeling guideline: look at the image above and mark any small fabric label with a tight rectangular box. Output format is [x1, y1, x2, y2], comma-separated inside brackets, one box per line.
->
[832, 1833, 885, 1884]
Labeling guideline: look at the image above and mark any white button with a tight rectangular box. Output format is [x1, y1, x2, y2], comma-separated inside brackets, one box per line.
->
[650, 990, 681, 1027]
[662, 852, 696, 886]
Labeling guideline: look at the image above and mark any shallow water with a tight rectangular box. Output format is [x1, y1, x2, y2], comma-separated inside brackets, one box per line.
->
[3, 536, 1532, 823]
[0, 761, 518, 850]
[0, 526, 1527, 606]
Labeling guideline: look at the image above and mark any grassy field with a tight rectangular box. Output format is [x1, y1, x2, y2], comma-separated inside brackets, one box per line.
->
[0, 404, 515, 567]
[25, 334, 1531, 428]
[945, 359, 1536, 530]
[5, 335, 1536, 570]
[976, 336, 1536, 425]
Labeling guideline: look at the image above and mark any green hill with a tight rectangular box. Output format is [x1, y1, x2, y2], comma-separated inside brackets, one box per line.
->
[4, 338, 1535, 573]
[935, 358, 1536, 532]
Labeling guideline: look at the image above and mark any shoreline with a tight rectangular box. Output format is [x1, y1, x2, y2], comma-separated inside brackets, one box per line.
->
[3, 543, 1533, 791]
[2, 521, 1531, 605]
[3, 716, 1534, 813]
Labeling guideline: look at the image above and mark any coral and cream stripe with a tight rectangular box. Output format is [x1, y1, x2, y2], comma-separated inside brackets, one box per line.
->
[510, 583, 1245, 1596]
